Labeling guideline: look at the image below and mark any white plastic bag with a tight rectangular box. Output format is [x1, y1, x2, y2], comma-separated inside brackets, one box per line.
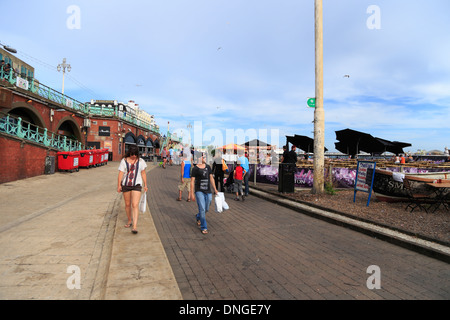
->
[215, 192, 229, 213]
[220, 192, 229, 211]
[215, 193, 223, 213]
[139, 192, 147, 213]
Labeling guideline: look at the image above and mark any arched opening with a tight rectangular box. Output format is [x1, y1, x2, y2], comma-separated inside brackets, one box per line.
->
[123, 132, 136, 154]
[136, 135, 146, 155]
[7, 103, 46, 134]
[55, 116, 83, 143]
[146, 137, 154, 156]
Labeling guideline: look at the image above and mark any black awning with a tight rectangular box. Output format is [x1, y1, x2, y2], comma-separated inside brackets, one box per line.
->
[287, 135, 327, 153]
[335, 128, 411, 155]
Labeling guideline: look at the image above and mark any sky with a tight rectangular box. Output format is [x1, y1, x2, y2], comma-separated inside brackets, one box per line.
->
[2, 0, 450, 153]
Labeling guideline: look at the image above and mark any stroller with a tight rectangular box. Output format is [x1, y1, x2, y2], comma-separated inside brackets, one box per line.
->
[223, 168, 235, 193]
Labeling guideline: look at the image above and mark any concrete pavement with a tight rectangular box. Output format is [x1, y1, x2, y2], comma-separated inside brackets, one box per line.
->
[0, 161, 181, 300]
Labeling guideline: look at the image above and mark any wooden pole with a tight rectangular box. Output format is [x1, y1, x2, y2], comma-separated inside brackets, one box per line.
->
[312, 0, 325, 194]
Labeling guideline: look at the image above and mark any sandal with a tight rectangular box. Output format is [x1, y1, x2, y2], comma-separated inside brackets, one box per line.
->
[132, 229, 138, 234]
[176, 198, 182, 201]
[201, 229, 208, 234]
[197, 220, 201, 226]
[186, 198, 191, 202]
[124, 222, 132, 228]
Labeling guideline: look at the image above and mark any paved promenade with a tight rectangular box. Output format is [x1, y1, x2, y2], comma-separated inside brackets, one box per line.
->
[148, 165, 449, 300]
[0, 161, 448, 300]
[0, 161, 181, 300]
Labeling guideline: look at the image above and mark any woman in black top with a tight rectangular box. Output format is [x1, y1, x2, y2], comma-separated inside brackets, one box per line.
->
[190, 153, 218, 234]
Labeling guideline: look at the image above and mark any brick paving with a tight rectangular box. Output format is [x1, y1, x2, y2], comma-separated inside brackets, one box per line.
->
[148, 165, 450, 300]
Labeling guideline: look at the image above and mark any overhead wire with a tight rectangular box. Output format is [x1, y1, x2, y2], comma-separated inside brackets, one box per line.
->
[16, 50, 99, 97]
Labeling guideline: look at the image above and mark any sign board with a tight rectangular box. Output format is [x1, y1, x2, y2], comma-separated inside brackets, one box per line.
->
[307, 98, 316, 108]
[353, 161, 376, 206]
[65, 98, 73, 109]
[99, 126, 110, 136]
[16, 77, 29, 90]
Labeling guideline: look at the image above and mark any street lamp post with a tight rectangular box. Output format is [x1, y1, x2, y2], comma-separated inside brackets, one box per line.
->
[312, 0, 325, 194]
[0, 42, 17, 54]
[187, 122, 192, 146]
[57, 58, 71, 95]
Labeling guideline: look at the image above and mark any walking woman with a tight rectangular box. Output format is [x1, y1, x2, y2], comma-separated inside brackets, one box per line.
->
[190, 153, 218, 234]
[117, 145, 148, 234]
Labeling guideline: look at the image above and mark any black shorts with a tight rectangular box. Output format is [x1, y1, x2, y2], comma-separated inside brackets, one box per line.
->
[122, 184, 142, 192]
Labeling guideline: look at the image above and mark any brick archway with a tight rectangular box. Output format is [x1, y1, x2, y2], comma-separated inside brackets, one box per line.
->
[55, 116, 83, 142]
[8, 101, 47, 129]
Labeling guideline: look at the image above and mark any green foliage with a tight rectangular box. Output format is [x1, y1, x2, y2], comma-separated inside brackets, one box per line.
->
[324, 181, 336, 195]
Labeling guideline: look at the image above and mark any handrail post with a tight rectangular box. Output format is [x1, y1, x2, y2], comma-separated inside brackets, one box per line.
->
[17, 117, 24, 138]
[44, 128, 49, 146]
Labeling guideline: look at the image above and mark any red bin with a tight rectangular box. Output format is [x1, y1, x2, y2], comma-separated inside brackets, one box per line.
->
[79, 150, 94, 168]
[99, 148, 105, 166]
[57, 151, 80, 172]
[93, 149, 101, 167]
[101, 148, 109, 165]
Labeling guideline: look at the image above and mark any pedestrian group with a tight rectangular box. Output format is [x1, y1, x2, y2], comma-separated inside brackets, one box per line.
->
[118, 144, 255, 236]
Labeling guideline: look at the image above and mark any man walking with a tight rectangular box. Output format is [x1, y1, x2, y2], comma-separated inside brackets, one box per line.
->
[238, 150, 250, 197]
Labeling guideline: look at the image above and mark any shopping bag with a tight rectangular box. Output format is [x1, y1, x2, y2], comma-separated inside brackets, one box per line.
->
[215, 193, 223, 213]
[219, 192, 229, 211]
[139, 192, 147, 213]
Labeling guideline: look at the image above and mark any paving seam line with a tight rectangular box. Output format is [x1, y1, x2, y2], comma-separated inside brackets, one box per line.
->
[89, 192, 122, 300]
[250, 188, 450, 264]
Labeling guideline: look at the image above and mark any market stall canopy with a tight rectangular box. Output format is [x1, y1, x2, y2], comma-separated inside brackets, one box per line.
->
[220, 143, 246, 153]
[286, 135, 327, 153]
[243, 139, 271, 147]
[335, 129, 411, 155]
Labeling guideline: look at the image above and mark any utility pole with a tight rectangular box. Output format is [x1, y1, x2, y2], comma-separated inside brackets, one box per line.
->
[312, 0, 325, 194]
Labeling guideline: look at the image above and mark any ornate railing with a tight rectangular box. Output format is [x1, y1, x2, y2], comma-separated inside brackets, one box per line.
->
[0, 112, 83, 151]
[0, 67, 160, 133]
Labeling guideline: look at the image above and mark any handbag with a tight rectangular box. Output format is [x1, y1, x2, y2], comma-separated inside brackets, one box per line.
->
[139, 192, 147, 213]
[222, 159, 229, 172]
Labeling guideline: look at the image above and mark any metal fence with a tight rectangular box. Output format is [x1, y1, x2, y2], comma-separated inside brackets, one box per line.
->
[0, 112, 83, 151]
[0, 66, 160, 133]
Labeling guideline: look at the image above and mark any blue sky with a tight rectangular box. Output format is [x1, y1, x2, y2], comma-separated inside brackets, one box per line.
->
[2, 0, 450, 153]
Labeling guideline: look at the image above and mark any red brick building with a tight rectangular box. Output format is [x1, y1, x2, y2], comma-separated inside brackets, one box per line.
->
[0, 82, 162, 183]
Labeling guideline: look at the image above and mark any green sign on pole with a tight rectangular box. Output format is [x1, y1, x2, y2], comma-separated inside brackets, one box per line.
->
[307, 98, 316, 108]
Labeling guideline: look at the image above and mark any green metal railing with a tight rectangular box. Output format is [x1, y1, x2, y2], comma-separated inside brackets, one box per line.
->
[0, 67, 160, 134]
[0, 112, 83, 151]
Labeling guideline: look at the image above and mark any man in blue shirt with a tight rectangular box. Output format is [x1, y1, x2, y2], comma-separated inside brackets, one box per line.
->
[238, 150, 250, 197]
[169, 147, 174, 166]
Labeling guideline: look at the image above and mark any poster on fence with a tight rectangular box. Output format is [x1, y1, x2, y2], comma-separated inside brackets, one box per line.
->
[16, 77, 29, 90]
